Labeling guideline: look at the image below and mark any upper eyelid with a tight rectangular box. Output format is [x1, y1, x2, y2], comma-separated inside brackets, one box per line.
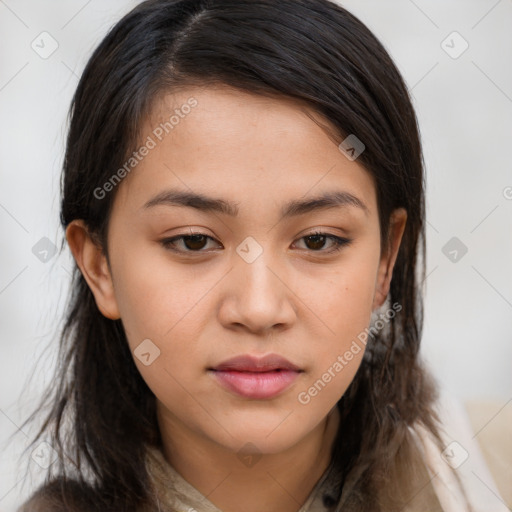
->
[163, 230, 346, 242]
[161, 231, 350, 251]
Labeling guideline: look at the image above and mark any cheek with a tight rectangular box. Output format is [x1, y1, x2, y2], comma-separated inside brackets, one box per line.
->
[110, 246, 219, 396]
[304, 244, 379, 342]
[296, 243, 379, 398]
[295, 289, 369, 412]
[111, 244, 213, 346]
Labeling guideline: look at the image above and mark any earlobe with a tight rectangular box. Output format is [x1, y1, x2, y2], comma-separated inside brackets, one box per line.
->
[65, 220, 121, 320]
[372, 208, 407, 310]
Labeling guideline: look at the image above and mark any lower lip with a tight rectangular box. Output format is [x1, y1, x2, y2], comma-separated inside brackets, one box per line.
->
[210, 369, 300, 399]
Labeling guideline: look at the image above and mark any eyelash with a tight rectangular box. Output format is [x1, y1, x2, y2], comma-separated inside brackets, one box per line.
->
[159, 231, 352, 255]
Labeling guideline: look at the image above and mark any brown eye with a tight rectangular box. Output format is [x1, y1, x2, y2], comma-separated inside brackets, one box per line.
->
[294, 232, 352, 253]
[304, 234, 328, 250]
[160, 233, 220, 253]
[182, 234, 208, 250]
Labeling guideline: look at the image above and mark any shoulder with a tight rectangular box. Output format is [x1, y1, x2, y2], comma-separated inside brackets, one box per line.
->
[407, 423, 472, 512]
[18, 477, 100, 512]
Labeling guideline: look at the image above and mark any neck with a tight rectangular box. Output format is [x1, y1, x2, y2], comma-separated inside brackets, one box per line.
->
[157, 405, 340, 512]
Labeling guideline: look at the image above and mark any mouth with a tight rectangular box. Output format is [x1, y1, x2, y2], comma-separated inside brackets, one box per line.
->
[208, 354, 303, 399]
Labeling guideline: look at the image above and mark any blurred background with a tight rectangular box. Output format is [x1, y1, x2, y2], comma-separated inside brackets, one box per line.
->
[1, 1, 511, 510]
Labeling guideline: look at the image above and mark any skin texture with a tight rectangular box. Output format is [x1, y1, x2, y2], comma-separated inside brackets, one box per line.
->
[66, 85, 407, 512]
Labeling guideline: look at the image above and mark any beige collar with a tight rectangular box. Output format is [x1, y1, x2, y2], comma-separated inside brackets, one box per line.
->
[144, 445, 334, 512]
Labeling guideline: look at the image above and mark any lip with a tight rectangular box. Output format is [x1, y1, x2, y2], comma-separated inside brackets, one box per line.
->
[209, 354, 303, 399]
[211, 354, 301, 372]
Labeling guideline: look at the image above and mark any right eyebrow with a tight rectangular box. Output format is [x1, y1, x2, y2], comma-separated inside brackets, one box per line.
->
[142, 189, 239, 216]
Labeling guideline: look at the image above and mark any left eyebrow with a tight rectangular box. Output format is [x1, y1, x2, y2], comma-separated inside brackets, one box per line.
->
[280, 191, 369, 218]
[141, 188, 369, 218]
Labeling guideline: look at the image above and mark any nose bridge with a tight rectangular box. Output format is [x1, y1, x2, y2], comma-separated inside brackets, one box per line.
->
[221, 235, 295, 332]
[235, 237, 280, 302]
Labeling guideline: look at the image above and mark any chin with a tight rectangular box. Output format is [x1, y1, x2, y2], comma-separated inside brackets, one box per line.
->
[209, 414, 310, 455]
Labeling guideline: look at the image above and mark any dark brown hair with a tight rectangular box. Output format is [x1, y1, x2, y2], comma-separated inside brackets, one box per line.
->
[16, 0, 464, 510]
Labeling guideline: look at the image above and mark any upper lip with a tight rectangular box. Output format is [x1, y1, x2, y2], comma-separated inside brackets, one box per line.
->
[210, 354, 302, 372]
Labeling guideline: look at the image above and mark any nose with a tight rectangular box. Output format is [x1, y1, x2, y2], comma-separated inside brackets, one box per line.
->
[217, 249, 297, 335]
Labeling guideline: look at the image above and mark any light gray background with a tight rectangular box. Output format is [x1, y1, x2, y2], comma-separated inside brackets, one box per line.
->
[1, 1, 511, 510]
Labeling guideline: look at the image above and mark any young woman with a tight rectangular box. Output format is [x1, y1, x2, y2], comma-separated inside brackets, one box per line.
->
[17, 0, 473, 510]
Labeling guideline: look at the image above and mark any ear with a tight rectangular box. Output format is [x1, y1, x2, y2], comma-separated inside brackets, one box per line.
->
[372, 208, 407, 310]
[65, 219, 121, 320]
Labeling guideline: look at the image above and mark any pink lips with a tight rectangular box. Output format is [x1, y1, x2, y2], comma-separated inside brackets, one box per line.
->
[209, 354, 302, 399]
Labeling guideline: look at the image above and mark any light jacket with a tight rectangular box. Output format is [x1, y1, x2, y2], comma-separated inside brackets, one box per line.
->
[142, 424, 471, 512]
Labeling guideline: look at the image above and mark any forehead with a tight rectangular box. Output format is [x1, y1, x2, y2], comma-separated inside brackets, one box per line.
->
[147, 84, 341, 153]
[113, 85, 377, 217]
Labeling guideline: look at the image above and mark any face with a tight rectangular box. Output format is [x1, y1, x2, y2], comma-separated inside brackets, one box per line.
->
[67, 85, 406, 456]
